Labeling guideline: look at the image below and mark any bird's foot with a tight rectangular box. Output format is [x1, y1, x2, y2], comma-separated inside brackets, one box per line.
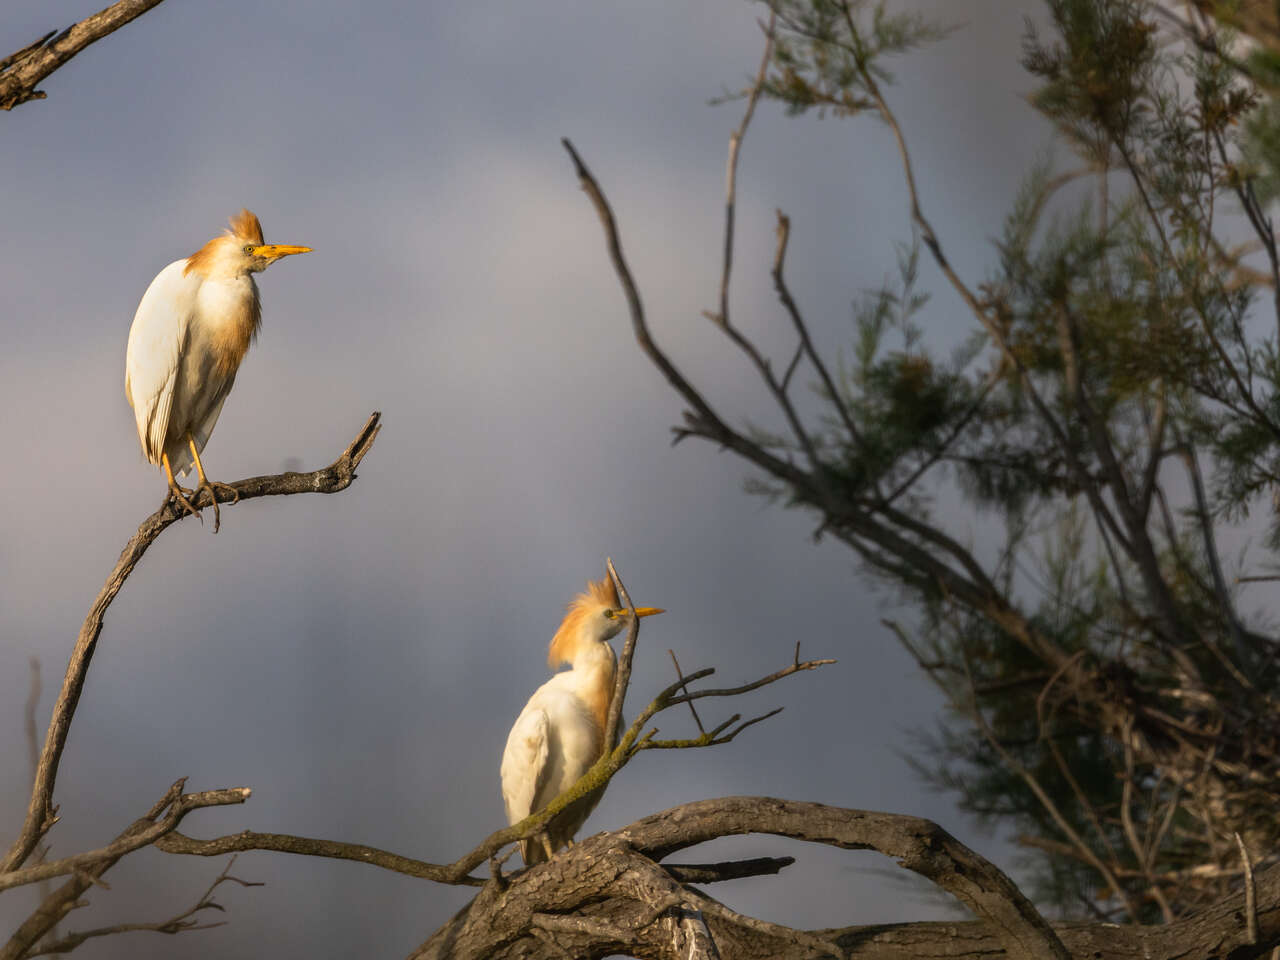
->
[167, 484, 201, 522]
[195, 481, 238, 535]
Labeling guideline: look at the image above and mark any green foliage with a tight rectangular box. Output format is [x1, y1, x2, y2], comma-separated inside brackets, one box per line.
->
[762, 0, 949, 115]
[741, 0, 1280, 923]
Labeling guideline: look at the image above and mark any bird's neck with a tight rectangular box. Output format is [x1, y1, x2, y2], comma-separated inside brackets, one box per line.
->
[194, 273, 262, 376]
[568, 642, 616, 752]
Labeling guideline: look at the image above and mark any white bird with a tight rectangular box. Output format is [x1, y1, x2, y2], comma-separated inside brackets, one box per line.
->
[501, 574, 664, 865]
[125, 209, 311, 531]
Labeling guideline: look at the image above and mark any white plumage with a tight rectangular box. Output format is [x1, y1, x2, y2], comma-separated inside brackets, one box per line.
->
[127, 261, 235, 477]
[500, 575, 664, 866]
[124, 209, 310, 528]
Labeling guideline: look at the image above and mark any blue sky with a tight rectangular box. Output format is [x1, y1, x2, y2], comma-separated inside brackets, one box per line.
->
[0, 2, 1050, 956]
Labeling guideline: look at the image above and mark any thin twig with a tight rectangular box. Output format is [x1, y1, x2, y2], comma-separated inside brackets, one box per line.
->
[669, 650, 706, 735]
[1236, 832, 1258, 945]
[26, 856, 261, 957]
[561, 138, 812, 494]
[662, 658, 835, 709]
[713, 13, 775, 327]
[772, 210, 865, 452]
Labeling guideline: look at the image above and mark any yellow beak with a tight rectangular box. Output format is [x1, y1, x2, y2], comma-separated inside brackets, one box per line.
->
[251, 244, 312, 260]
[630, 607, 665, 618]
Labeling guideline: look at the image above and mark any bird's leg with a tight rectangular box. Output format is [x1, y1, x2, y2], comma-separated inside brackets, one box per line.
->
[162, 453, 201, 521]
[540, 835, 556, 863]
[187, 436, 239, 534]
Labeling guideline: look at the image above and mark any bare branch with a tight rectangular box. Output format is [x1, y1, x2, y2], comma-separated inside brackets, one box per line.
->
[561, 137, 813, 492]
[0, 0, 168, 111]
[713, 13, 775, 328]
[668, 649, 706, 735]
[155, 827, 485, 888]
[25, 856, 261, 957]
[1, 412, 381, 875]
[3, 780, 185, 960]
[772, 209, 865, 452]
[624, 796, 1069, 960]
[662, 856, 794, 884]
[0, 781, 250, 893]
[660, 657, 834, 712]
[1237, 832, 1259, 945]
[604, 557, 640, 755]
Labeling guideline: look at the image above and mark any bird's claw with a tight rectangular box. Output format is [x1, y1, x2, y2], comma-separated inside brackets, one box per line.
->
[195, 481, 238, 534]
[167, 484, 201, 522]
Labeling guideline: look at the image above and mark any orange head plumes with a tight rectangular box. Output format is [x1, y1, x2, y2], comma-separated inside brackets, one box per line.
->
[227, 208, 265, 245]
[184, 209, 311, 279]
[546, 573, 665, 669]
[547, 575, 620, 669]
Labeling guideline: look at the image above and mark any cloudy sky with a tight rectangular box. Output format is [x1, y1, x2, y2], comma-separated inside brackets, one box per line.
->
[0, 1, 1049, 956]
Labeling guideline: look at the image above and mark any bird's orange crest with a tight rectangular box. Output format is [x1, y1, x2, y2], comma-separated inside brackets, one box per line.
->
[547, 574, 619, 669]
[226, 209, 264, 245]
[184, 209, 266, 278]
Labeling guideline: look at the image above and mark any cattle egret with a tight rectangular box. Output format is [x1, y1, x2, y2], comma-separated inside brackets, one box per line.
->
[125, 209, 311, 531]
[501, 575, 664, 865]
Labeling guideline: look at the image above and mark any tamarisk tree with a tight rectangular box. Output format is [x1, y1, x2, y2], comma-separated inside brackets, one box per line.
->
[570, 0, 1280, 938]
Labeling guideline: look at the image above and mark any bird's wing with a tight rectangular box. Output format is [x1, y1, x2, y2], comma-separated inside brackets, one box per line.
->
[501, 704, 552, 827]
[125, 260, 198, 464]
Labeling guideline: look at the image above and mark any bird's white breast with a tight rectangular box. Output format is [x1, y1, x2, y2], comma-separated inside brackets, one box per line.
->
[194, 275, 254, 330]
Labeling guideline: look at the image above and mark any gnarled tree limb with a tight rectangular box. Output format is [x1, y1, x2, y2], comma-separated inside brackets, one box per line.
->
[404, 795, 1280, 960]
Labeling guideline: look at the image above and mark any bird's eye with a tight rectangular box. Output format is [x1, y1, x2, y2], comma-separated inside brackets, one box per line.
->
[243, 244, 255, 255]
[603, 609, 616, 620]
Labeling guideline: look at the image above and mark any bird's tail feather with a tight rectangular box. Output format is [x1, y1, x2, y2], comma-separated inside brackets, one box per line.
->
[165, 445, 195, 479]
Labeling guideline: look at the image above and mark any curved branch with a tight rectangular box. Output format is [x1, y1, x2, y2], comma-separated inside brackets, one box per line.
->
[0, 0, 168, 111]
[1, 412, 382, 875]
[406, 798, 1071, 960]
[621, 797, 1069, 960]
[155, 827, 485, 888]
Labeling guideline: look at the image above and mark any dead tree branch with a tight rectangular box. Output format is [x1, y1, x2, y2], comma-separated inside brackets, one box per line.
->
[408, 797, 1074, 960]
[603, 557, 640, 754]
[2, 781, 222, 960]
[24, 856, 261, 957]
[0, 0, 168, 111]
[0, 781, 249, 894]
